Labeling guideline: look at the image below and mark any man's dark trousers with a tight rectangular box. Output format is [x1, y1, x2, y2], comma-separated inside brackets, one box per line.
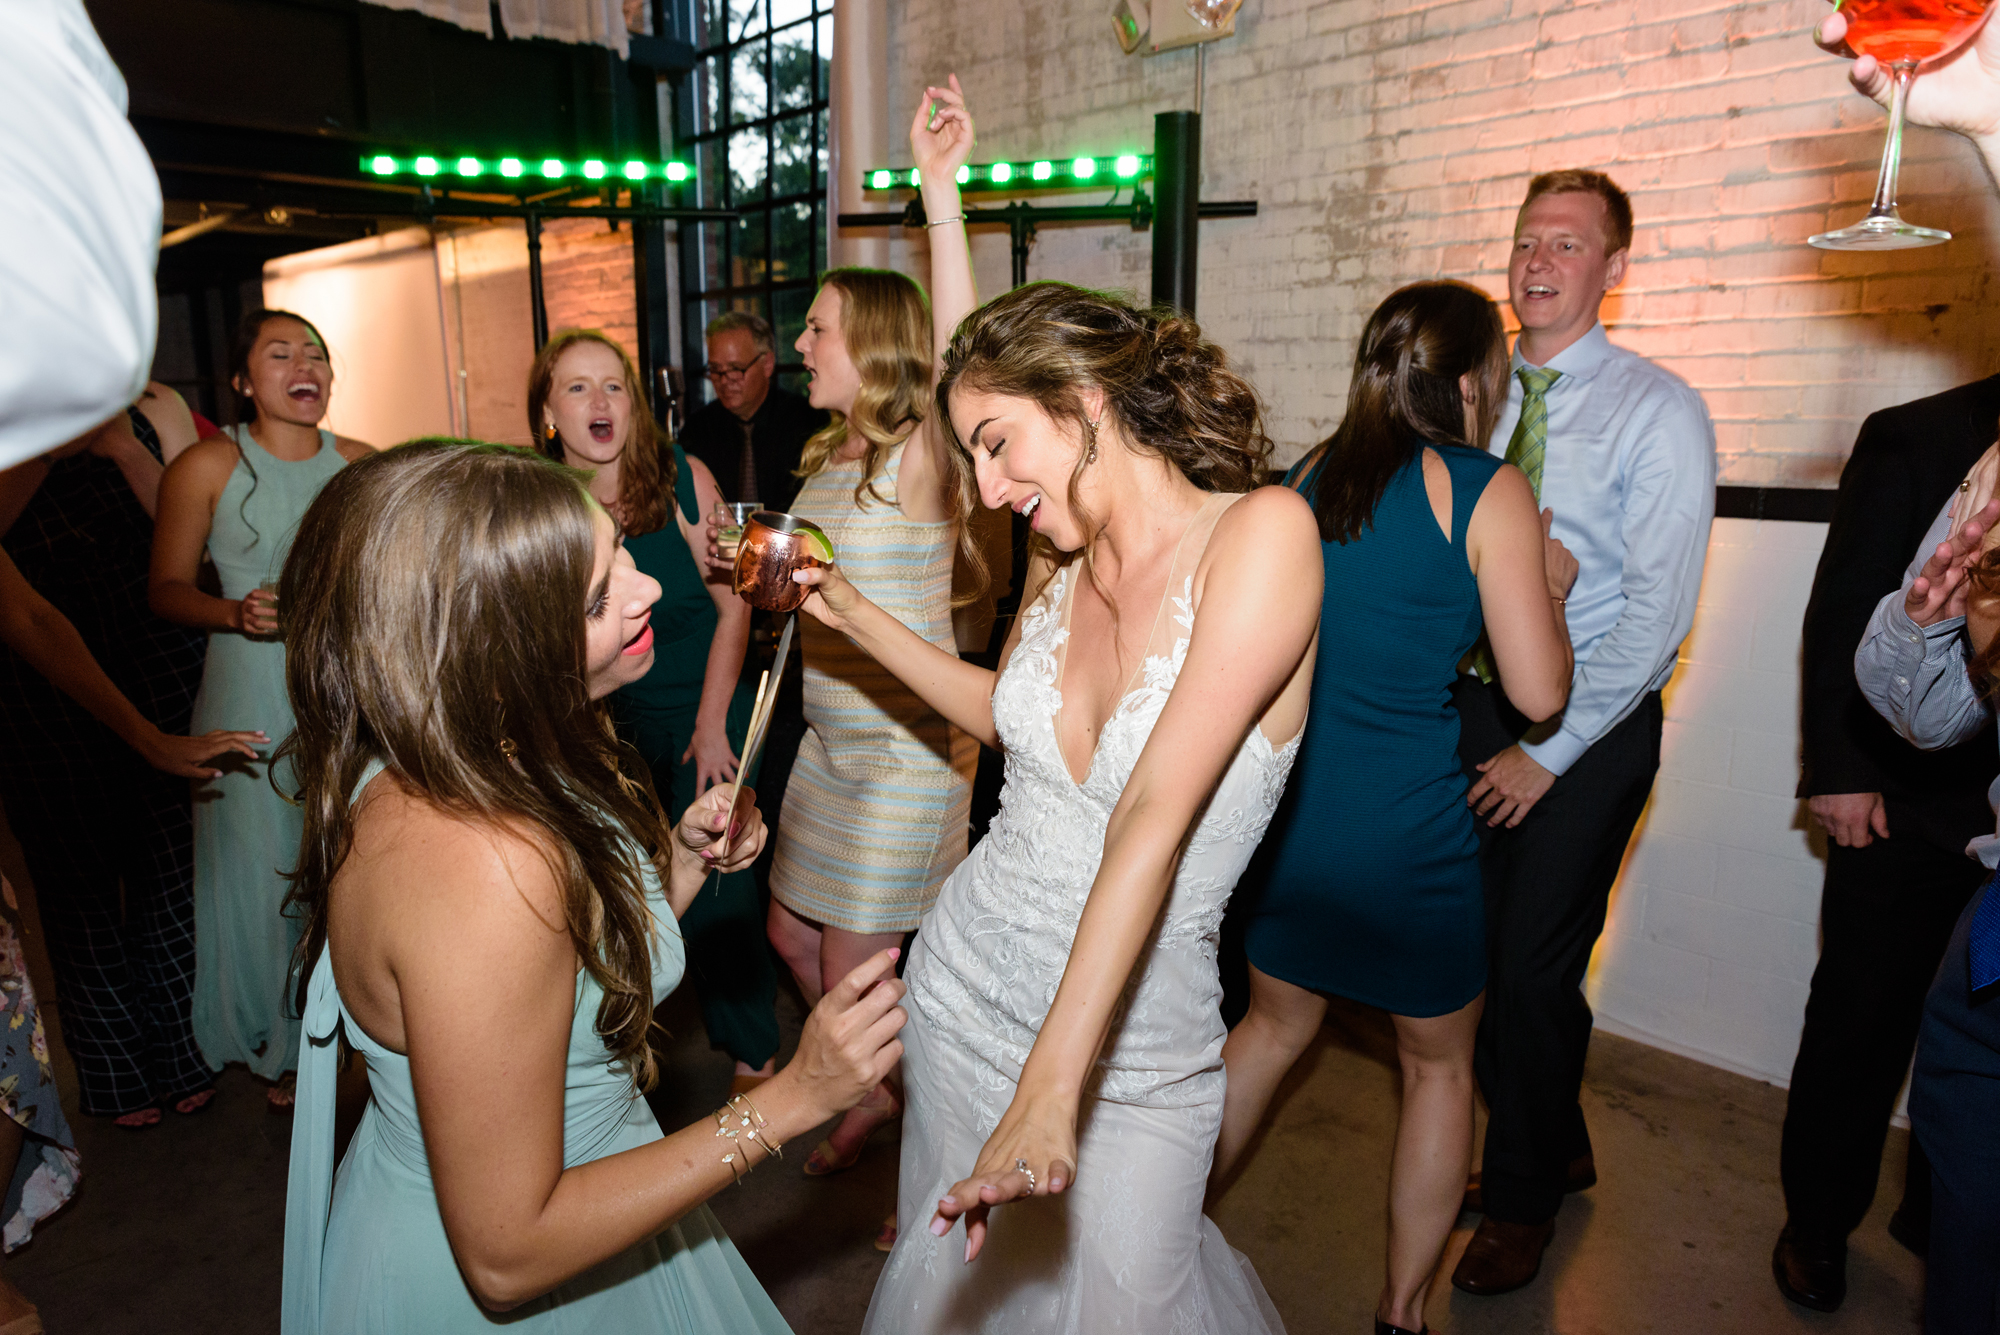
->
[1910, 876, 2000, 1334]
[1452, 675, 1663, 1224]
[1781, 823, 1984, 1246]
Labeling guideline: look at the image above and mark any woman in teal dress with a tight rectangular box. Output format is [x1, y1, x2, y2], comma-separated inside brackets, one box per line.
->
[275, 441, 907, 1333]
[150, 309, 372, 1109]
[1214, 283, 1578, 1335]
[532, 329, 780, 1090]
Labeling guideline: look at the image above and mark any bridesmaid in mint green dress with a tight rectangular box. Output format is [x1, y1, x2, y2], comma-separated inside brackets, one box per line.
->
[275, 442, 907, 1333]
[150, 310, 371, 1104]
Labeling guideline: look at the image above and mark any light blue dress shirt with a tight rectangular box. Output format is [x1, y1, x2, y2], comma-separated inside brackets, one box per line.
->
[1483, 323, 1717, 775]
[1854, 497, 2000, 868]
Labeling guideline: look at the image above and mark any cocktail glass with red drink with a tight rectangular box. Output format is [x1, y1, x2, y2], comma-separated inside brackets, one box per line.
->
[1810, 0, 1997, 249]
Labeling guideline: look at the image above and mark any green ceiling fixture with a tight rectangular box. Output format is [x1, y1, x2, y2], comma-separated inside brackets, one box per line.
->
[864, 154, 1153, 193]
[361, 155, 693, 184]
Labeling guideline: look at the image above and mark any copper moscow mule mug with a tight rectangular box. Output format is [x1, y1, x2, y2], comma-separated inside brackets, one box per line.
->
[733, 510, 834, 612]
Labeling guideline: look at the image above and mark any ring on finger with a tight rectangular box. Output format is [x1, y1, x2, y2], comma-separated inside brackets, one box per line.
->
[1015, 1157, 1036, 1194]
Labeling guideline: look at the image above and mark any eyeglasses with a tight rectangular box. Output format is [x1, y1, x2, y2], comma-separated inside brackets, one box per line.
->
[704, 360, 765, 382]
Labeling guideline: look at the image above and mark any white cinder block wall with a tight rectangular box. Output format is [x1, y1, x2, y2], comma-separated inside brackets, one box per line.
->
[1590, 518, 1832, 1084]
[866, 0, 2000, 1086]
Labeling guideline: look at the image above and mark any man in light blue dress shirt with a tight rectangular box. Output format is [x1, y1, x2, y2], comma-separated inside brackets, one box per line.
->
[1449, 170, 1717, 1295]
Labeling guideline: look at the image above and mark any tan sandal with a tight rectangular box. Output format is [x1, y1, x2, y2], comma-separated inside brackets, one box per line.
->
[873, 1212, 898, 1253]
[802, 1085, 902, 1176]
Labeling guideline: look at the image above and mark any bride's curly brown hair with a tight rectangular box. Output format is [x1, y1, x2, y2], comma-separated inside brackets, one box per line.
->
[933, 281, 1272, 597]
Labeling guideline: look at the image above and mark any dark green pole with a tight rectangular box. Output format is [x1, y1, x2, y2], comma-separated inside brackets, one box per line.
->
[1151, 110, 1200, 314]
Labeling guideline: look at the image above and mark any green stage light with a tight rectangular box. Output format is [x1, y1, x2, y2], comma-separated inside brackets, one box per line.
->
[956, 164, 970, 185]
[542, 159, 565, 178]
[1032, 160, 1053, 180]
[414, 156, 439, 176]
[909, 168, 921, 187]
[456, 157, 483, 177]
[1072, 157, 1096, 179]
[500, 158, 524, 177]
[666, 162, 690, 181]
[583, 160, 607, 179]
[1115, 154, 1141, 178]
[991, 161, 1013, 184]
[623, 161, 648, 180]
[870, 169, 892, 188]
[369, 155, 396, 175]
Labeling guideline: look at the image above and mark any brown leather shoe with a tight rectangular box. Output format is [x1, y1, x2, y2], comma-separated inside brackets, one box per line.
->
[1772, 1224, 1845, 1312]
[1451, 1216, 1555, 1296]
[1461, 1152, 1597, 1214]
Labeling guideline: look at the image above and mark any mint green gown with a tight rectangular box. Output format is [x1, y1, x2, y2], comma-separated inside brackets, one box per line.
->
[282, 760, 795, 1334]
[192, 426, 348, 1079]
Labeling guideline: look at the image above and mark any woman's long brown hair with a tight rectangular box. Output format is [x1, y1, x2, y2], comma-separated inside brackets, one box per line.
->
[278, 440, 674, 1088]
[1307, 281, 1509, 544]
[529, 329, 677, 537]
[794, 267, 933, 507]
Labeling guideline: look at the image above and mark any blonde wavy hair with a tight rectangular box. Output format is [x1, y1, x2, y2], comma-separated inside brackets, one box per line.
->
[795, 268, 933, 506]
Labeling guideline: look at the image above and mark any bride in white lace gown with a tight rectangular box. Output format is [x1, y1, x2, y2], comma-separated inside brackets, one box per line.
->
[790, 282, 1322, 1333]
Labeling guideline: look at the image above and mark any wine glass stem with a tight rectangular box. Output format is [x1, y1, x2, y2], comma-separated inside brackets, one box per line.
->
[1867, 60, 1919, 219]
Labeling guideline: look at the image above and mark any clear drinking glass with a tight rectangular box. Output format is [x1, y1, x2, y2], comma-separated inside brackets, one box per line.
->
[1810, 0, 1997, 250]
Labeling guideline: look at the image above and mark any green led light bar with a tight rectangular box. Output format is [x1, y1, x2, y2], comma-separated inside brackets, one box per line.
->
[864, 155, 1153, 192]
[361, 154, 692, 183]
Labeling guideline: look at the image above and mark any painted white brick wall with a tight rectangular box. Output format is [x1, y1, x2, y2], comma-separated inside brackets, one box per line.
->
[882, 0, 2000, 484]
[1588, 517, 1830, 1084]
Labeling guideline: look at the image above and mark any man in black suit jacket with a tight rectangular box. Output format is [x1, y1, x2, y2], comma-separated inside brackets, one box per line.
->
[1775, 375, 2000, 1311]
[678, 311, 827, 514]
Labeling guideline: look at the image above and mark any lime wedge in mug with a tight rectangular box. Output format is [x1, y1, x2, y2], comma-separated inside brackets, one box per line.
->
[797, 524, 835, 564]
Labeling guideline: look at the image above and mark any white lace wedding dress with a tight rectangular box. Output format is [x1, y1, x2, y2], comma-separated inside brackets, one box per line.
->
[863, 494, 1299, 1334]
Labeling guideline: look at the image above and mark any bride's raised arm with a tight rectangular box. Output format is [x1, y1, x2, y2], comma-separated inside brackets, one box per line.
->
[928, 485, 1322, 1259]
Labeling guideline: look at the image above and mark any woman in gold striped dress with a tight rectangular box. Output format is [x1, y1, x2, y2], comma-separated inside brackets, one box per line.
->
[764, 77, 982, 1204]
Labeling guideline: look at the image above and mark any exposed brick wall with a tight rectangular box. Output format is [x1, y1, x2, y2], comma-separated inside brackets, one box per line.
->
[435, 218, 641, 448]
[885, 0, 2000, 484]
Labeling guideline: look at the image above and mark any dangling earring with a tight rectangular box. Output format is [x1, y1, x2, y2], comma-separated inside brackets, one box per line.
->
[543, 422, 558, 443]
[1084, 416, 1101, 465]
[498, 738, 519, 762]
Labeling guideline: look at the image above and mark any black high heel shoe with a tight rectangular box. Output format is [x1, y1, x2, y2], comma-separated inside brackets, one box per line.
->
[1374, 1321, 1428, 1335]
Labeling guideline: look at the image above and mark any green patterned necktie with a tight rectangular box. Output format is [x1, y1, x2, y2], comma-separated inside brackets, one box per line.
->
[1503, 366, 1561, 500]
[1470, 365, 1562, 683]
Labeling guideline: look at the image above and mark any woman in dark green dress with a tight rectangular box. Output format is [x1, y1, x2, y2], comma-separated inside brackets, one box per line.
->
[533, 330, 779, 1086]
[1214, 283, 1578, 1335]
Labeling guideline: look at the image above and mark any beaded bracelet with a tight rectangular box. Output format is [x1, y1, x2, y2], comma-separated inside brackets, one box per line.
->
[925, 215, 964, 228]
[714, 1092, 784, 1182]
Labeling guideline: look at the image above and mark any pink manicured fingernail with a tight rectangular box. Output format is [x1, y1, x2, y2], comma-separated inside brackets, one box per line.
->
[964, 1239, 974, 1263]
[929, 1217, 950, 1236]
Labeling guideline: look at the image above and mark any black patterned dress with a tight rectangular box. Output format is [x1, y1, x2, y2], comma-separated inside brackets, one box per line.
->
[0, 409, 212, 1115]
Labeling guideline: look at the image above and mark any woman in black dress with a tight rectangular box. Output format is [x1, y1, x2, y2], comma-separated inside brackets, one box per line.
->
[0, 404, 228, 1126]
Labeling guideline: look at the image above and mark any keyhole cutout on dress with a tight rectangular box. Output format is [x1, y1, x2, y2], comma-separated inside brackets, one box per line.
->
[1421, 447, 1455, 544]
[1048, 494, 1220, 788]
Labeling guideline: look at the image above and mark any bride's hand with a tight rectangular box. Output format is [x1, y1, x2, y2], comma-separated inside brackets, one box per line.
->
[928, 1088, 1076, 1262]
[791, 563, 865, 633]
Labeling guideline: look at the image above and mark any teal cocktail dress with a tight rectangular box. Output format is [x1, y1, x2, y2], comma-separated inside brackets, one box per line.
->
[192, 426, 348, 1079]
[1238, 445, 1504, 1017]
[283, 759, 794, 1334]
[612, 446, 778, 1070]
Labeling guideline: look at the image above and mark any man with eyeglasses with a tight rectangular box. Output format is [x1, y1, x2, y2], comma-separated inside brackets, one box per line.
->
[680, 310, 826, 515]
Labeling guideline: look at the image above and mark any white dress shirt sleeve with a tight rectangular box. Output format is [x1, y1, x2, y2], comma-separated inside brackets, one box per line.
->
[1520, 380, 1717, 775]
[0, 0, 160, 468]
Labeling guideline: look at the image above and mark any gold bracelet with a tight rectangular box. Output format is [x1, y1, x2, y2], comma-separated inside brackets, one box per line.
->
[713, 1093, 784, 1182]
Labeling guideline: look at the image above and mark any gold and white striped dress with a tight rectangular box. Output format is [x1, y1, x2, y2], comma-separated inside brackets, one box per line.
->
[772, 439, 978, 934]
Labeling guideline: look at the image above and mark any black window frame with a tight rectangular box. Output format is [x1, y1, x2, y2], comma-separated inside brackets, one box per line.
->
[668, 0, 831, 406]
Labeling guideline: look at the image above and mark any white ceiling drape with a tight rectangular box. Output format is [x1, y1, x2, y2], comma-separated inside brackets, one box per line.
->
[363, 0, 631, 59]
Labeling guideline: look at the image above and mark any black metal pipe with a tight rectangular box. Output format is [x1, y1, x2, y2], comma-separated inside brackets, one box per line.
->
[526, 212, 549, 352]
[1151, 110, 1200, 314]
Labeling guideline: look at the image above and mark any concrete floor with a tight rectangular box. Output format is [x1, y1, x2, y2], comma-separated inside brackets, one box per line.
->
[9, 967, 1926, 1334]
